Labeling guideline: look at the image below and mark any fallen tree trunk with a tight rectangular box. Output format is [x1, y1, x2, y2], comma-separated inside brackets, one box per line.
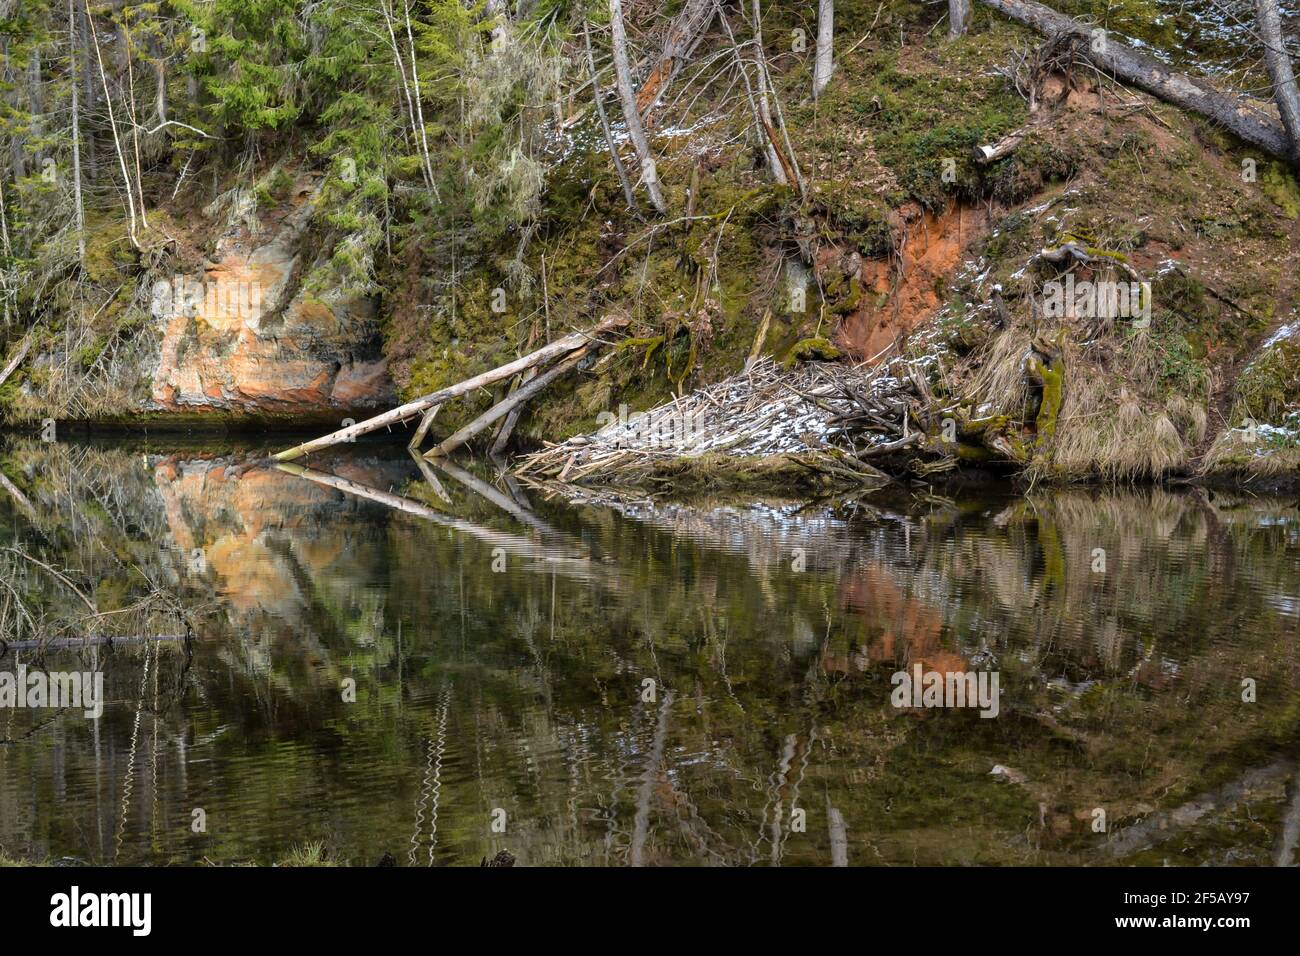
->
[974, 122, 1041, 163]
[979, 0, 1293, 161]
[426, 344, 591, 458]
[0, 335, 33, 390]
[273, 314, 627, 461]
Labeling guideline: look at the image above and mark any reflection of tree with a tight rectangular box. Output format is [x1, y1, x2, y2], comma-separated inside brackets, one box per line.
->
[1, 441, 1299, 866]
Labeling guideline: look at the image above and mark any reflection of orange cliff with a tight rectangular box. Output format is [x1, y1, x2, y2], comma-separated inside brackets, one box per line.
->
[152, 457, 387, 625]
[826, 563, 966, 676]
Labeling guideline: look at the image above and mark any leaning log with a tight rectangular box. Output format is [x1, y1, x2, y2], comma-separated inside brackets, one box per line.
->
[978, 0, 1293, 161]
[426, 344, 591, 458]
[273, 314, 628, 461]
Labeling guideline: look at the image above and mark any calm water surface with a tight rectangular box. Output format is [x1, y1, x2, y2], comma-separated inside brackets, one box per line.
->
[0, 438, 1297, 866]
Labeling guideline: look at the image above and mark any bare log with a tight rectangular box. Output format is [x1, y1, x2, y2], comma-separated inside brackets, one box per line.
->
[273, 314, 628, 461]
[0, 335, 32, 389]
[978, 0, 1293, 160]
[974, 122, 1037, 163]
[426, 345, 591, 458]
[407, 404, 441, 452]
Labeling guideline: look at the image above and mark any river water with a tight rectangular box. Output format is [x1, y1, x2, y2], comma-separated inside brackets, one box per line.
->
[0, 438, 1297, 866]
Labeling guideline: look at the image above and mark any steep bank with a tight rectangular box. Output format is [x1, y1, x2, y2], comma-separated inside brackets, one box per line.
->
[1, 1, 1296, 485]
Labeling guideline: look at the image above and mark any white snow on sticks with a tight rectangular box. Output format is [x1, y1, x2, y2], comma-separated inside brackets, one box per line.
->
[514, 356, 922, 482]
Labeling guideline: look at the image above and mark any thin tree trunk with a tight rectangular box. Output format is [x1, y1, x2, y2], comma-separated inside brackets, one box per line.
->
[379, 0, 431, 191]
[401, 0, 439, 198]
[1255, 0, 1300, 166]
[151, 35, 167, 126]
[752, 1, 787, 184]
[84, 0, 141, 247]
[28, 49, 44, 169]
[949, 0, 971, 38]
[979, 0, 1294, 160]
[609, 0, 668, 214]
[78, 1, 97, 178]
[0, 172, 10, 326]
[813, 0, 834, 100]
[720, 4, 794, 186]
[122, 25, 149, 228]
[583, 18, 640, 213]
[69, 0, 86, 265]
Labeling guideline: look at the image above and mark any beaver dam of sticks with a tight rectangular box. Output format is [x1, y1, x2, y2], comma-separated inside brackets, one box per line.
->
[513, 354, 983, 493]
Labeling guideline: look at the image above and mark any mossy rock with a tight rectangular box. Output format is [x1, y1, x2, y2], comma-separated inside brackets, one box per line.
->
[783, 337, 842, 367]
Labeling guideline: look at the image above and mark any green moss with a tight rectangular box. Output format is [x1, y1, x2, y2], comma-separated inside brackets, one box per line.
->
[1032, 358, 1064, 442]
[783, 337, 842, 367]
[1259, 161, 1300, 219]
[1237, 339, 1300, 424]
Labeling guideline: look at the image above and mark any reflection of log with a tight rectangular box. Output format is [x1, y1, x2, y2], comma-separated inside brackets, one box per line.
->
[979, 0, 1293, 159]
[1276, 767, 1300, 867]
[827, 796, 849, 866]
[1, 633, 187, 651]
[0, 471, 36, 518]
[277, 462, 596, 571]
[1105, 759, 1294, 859]
[274, 314, 627, 461]
[630, 690, 674, 867]
[427, 346, 590, 458]
[427, 457, 565, 542]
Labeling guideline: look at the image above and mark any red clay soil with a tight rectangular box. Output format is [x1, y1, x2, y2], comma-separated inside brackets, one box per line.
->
[834, 202, 991, 361]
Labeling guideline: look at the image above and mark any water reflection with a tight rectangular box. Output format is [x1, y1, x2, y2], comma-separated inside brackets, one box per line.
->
[0, 438, 1297, 866]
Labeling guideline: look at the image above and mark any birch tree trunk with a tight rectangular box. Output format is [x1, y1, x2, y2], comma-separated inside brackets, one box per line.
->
[949, 0, 970, 38]
[583, 18, 640, 212]
[1255, 0, 1300, 166]
[752, 0, 787, 184]
[813, 0, 834, 100]
[610, 0, 668, 213]
[85, 0, 141, 247]
[69, 0, 86, 265]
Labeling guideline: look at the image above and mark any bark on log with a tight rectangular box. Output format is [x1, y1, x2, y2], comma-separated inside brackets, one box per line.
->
[979, 0, 1293, 161]
[974, 123, 1036, 163]
[426, 345, 591, 458]
[273, 314, 628, 461]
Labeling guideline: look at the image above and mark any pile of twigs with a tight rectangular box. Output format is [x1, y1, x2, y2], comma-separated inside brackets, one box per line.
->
[513, 355, 956, 487]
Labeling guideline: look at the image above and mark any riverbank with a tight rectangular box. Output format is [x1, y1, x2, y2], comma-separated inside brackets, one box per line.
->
[2, 3, 1296, 494]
